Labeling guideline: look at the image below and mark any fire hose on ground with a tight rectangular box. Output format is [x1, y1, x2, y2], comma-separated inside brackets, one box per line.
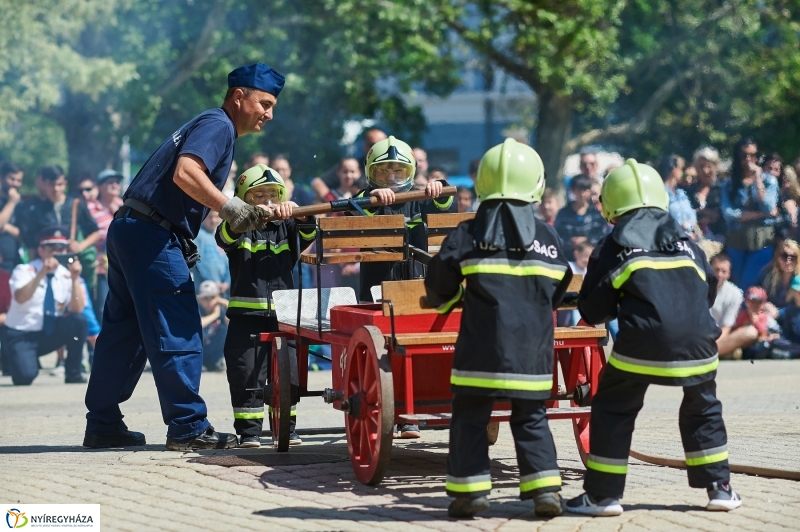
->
[628, 449, 800, 481]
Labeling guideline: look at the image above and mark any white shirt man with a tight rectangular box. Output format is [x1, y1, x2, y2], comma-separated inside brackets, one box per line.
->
[3, 226, 87, 385]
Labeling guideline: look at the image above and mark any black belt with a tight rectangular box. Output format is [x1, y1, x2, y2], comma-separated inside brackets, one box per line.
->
[116, 198, 175, 232]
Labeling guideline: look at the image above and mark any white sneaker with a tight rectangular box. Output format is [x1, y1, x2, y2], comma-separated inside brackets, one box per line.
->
[564, 492, 623, 517]
[239, 436, 261, 449]
[50, 364, 65, 377]
[707, 482, 742, 511]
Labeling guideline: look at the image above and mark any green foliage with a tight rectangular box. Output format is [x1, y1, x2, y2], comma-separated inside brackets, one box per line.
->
[609, 0, 800, 162]
[0, 0, 136, 147]
[0, 114, 68, 194]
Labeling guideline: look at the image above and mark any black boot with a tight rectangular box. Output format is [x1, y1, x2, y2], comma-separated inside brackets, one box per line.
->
[83, 422, 145, 448]
[448, 496, 490, 518]
[165, 426, 238, 451]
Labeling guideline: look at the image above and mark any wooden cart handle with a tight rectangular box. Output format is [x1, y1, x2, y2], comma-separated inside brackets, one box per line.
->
[265, 186, 457, 222]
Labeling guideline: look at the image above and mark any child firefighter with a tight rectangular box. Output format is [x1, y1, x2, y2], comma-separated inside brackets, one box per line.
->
[215, 164, 315, 447]
[567, 159, 741, 516]
[353, 135, 455, 439]
[424, 139, 572, 519]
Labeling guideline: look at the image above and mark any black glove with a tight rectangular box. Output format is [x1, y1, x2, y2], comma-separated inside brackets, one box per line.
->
[220, 197, 267, 233]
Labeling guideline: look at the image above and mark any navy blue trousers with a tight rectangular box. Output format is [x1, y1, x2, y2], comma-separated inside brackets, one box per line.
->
[84, 216, 209, 440]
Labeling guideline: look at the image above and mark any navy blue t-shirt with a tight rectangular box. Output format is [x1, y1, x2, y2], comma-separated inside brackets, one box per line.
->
[125, 108, 236, 238]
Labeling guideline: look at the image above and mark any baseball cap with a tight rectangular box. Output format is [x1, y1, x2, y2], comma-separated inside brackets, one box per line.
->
[38, 226, 69, 247]
[197, 280, 220, 299]
[97, 169, 124, 184]
[745, 286, 768, 301]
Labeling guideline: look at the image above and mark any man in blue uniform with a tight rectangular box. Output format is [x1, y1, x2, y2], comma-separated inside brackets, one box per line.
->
[83, 63, 285, 450]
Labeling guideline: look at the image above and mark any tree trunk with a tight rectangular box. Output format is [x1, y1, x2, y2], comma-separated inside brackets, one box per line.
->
[51, 93, 120, 183]
[534, 91, 574, 193]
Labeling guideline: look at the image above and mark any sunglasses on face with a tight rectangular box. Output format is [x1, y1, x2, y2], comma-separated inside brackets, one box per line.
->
[781, 253, 797, 262]
[80, 187, 95, 192]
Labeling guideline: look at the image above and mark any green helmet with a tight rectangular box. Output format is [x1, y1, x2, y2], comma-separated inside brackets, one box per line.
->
[234, 163, 286, 203]
[475, 138, 545, 203]
[365, 135, 416, 192]
[600, 158, 668, 222]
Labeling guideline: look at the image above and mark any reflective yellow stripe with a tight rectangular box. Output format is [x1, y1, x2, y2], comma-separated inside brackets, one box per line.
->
[433, 195, 453, 210]
[461, 264, 566, 280]
[608, 353, 719, 378]
[229, 299, 275, 310]
[436, 285, 463, 314]
[239, 240, 268, 253]
[685, 446, 729, 467]
[450, 370, 552, 392]
[587, 460, 628, 474]
[611, 258, 705, 289]
[299, 229, 316, 240]
[233, 412, 264, 419]
[220, 222, 237, 244]
[446, 474, 492, 493]
[272, 242, 289, 254]
[519, 472, 562, 493]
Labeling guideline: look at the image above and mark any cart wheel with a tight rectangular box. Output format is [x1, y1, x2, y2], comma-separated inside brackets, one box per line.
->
[270, 336, 291, 452]
[344, 326, 394, 485]
[573, 416, 590, 466]
[487, 422, 500, 446]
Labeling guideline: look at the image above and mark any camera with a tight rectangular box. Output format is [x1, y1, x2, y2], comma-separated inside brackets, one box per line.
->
[54, 254, 77, 268]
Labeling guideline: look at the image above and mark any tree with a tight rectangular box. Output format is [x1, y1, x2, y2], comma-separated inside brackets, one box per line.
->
[3, 0, 459, 182]
[437, 0, 628, 188]
[0, 0, 135, 174]
[436, 0, 800, 187]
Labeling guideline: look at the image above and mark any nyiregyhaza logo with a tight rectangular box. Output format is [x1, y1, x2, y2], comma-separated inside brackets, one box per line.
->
[6, 508, 27, 528]
[3, 505, 99, 530]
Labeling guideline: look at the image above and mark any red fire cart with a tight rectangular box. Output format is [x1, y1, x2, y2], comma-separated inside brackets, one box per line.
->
[260, 278, 606, 486]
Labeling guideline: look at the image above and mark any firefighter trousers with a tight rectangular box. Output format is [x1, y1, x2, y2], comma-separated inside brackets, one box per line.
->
[446, 394, 561, 499]
[585, 367, 730, 499]
[224, 315, 297, 438]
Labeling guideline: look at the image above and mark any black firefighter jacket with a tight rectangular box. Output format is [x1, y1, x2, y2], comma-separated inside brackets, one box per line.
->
[424, 218, 572, 400]
[352, 185, 455, 301]
[215, 217, 315, 318]
[578, 208, 721, 386]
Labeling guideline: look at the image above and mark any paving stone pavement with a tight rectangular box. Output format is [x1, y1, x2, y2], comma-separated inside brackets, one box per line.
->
[1, 355, 798, 531]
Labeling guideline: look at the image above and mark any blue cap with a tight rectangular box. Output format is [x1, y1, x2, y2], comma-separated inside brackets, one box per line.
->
[228, 63, 285, 97]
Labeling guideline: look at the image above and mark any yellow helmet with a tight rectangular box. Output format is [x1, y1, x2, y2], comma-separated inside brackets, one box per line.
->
[234, 163, 286, 203]
[475, 138, 545, 202]
[365, 135, 416, 192]
[600, 158, 668, 222]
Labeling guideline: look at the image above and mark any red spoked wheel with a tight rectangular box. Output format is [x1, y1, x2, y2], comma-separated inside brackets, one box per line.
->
[343, 326, 394, 485]
[558, 345, 593, 467]
[573, 410, 590, 467]
[270, 336, 291, 452]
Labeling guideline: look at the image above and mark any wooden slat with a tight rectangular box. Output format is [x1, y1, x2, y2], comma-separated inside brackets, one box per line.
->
[301, 251, 404, 265]
[380, 280, 449, 316]
[319, 214, 405, 231]
[554, 326, 606, 339]
[389, 332, 459, 346]
[321, 235, 405, 249]
[427, 235, 447, 247]
[426, 212, 475, 228]
[567, 273, 584, 293]
[387, 326, 604, 346]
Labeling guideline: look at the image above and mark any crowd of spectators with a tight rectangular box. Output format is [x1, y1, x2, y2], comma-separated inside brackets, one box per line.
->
[3, 132, 799, 385]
